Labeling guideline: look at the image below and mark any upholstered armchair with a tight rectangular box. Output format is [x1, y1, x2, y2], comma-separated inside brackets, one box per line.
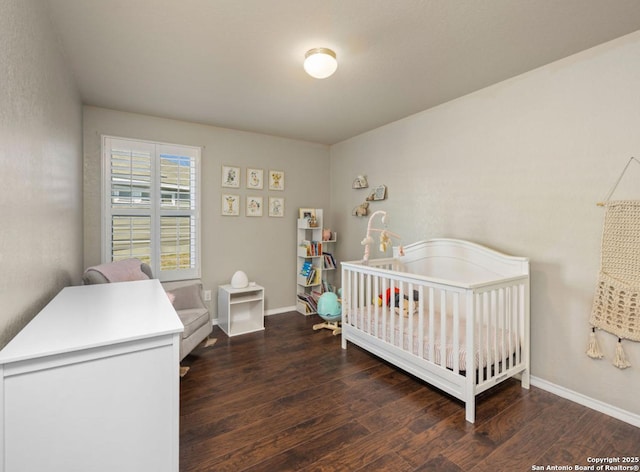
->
[83, 259, 213, 364]
[162, 279, 213, 361]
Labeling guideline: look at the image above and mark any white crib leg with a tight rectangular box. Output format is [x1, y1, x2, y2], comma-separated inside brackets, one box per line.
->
[341, 333, 347, 349]
[465, 401, 476, 424]
[465, 350, 476, 423]
[521, 369, 530, 389]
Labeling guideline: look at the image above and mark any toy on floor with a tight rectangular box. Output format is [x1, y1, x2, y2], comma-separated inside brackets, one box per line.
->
[313, 291, 342, 335]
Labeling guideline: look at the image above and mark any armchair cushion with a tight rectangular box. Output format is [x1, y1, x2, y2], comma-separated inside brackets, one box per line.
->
[165, 283, 206, 312]
[178, 307, 210, 340]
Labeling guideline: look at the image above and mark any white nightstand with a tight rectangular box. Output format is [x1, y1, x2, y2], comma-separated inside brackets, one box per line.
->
[218, 284, 265, 336]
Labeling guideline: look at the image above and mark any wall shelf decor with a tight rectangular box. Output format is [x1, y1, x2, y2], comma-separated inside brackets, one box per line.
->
[366, 184, 387, 201]
[352, 201, 369, 216]
[352, 175, 368, 189]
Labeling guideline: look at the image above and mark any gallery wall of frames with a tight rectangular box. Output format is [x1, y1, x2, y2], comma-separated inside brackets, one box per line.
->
[221, 165, 285, 217]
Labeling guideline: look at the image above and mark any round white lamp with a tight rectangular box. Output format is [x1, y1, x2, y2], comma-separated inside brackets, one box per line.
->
[231, 270, 249, 289]
[304, 48, 338, 79]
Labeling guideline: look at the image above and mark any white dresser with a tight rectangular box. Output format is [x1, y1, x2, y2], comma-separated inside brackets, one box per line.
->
[0, 279, 183, 472]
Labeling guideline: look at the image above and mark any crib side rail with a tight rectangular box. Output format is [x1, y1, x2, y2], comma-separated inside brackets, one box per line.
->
[341, 261, 530, 387]
[471, 278, 530, 394]
[341, 261, 468, 376]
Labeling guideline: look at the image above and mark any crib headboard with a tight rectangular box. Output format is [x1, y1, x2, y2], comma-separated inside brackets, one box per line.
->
[393, 238, 529, 286]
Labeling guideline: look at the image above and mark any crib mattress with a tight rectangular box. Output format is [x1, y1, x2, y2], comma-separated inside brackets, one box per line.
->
[346, 307, 519, 372]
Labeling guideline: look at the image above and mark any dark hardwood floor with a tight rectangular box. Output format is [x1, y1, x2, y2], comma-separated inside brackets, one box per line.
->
[179, 312, 640, 472]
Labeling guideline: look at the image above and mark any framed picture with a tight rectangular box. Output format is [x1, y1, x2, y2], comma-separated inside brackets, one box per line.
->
[299, 208, 316, 221]
[246, 196, 263, 217]
[269, 197, 284, 217]
[221, 165, 240, 188]
[221, 194, 240, 216]
[268, 170, 285, 191]
[246, 168, 263, 189]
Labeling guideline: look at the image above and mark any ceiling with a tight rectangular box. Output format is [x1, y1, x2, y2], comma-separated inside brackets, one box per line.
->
[45, 0, 640, 145]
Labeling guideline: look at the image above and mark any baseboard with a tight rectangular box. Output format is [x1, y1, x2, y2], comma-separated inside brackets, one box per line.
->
[266, 305, 297, 316]
[530, 376, 640, 428]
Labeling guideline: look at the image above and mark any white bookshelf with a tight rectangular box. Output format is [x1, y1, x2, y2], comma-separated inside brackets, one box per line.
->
[296, 209, 338, 315]
[320, 231, 337, 293]
[296, 209, 324, 315]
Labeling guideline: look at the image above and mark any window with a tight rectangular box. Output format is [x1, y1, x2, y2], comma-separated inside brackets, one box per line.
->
[103, 136, 200, 281]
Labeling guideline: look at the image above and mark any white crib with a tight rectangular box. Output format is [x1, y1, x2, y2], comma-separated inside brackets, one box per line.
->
[341, 238, 530, 423]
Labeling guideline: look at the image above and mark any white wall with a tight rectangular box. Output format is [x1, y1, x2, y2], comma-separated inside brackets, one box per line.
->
[330, 31, 640, 416]
[0, 0, 83, 349]
[83, 107, 330, 317]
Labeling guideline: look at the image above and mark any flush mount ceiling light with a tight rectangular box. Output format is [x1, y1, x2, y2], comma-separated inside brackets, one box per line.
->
[303, 48, 337, 79]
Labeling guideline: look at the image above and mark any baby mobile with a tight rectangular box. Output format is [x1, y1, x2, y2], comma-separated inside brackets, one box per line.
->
[360, 210, 403, 264]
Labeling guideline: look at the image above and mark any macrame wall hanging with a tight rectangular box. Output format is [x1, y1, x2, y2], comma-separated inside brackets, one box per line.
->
[588, 157, 640, 369]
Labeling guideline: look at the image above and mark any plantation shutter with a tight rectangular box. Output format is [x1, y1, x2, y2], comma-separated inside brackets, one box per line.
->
[103, 136, 200, 281]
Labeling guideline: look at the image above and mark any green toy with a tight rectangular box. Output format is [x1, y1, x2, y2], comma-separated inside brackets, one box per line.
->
[313, 291, 342, 335]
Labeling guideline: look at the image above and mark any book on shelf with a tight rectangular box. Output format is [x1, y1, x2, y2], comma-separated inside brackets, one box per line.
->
[301, 240, 323, 256]
[298, 267, 320, 286]
[306, 267, 316, 285]
[297, 294, 314, 313]
[297, 291, 321, 312]
[321, 279, 336, 294]
[322, 252, 336, 269]
[300, 260, 313, 276]
[310, 268, 322, 286]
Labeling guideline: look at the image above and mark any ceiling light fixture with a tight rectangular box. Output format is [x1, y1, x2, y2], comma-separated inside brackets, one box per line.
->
[303, 48, 337, 79]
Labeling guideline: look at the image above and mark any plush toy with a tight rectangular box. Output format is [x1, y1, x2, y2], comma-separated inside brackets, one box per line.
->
[376, 288, 400, 306]
[376, 288, 420, 307]
[395, 299, 411, 317]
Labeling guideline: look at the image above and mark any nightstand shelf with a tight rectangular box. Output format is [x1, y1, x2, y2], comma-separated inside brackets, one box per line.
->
[218, 284, 265, 337]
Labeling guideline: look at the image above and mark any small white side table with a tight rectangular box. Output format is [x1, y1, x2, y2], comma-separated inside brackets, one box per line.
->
[218, 284, 265, 336]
